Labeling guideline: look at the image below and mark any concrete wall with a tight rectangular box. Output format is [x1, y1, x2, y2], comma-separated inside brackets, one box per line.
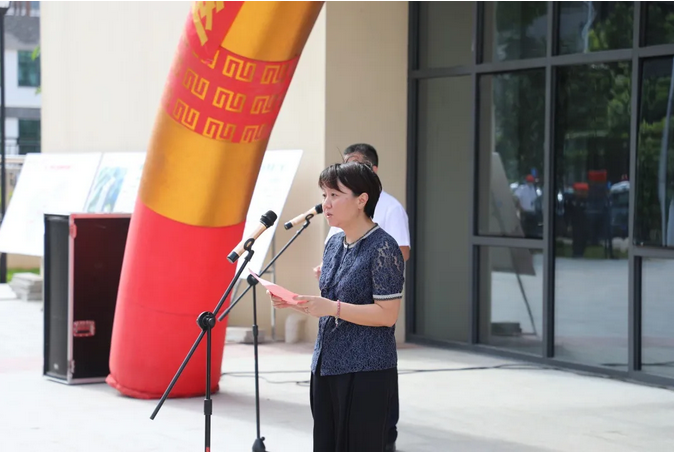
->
[414, 76, 472, 343]
[40, 1, 329, 340]
[42, 1, 188, 153]
[212, 2, 409, 343]
[40, 1, 409, 342]
[323, 1, 409, 342]
[225, 8, 328, 341]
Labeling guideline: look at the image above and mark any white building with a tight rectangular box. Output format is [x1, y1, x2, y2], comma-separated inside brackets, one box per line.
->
[4, 1, 41, 155]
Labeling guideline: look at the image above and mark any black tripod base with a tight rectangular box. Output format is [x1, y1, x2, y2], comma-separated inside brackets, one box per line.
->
[252, 437, 266, 452]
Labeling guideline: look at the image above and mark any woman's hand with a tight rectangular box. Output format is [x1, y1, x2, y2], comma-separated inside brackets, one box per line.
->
[313, 263, 322, 280]
[268, 291, 295, 309]
[294, 295, 337, 317]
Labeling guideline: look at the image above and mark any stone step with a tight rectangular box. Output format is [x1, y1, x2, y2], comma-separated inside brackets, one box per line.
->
[225, 326, 268, 344]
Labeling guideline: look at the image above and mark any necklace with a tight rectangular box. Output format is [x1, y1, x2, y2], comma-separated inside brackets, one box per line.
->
[343, 223, 379, 248]
[321, 224, 379, 293]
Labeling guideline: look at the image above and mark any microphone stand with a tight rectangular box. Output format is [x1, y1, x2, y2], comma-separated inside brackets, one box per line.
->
[150, 238, 257, 453]
[217, 212, 316, 322]
[215, 213, 316, 452]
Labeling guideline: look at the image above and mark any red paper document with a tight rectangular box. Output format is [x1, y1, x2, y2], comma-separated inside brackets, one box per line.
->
[248, 270, 305, 305]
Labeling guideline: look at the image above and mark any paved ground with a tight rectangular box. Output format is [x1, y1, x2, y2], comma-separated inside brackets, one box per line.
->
[3, 285, 674, 452]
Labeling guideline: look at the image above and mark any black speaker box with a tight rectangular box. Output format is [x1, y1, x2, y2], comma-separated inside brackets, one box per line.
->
[43, 213, 131, 384]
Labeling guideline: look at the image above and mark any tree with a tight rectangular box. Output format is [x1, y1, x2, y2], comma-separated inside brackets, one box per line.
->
[31, 45, 40, 94]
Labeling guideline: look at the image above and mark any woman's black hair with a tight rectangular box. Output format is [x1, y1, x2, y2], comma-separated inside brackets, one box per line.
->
[318, 161, 382, 218]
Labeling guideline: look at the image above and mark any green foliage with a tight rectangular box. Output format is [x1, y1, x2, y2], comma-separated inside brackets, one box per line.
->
[492, 1, 547, 61]
[31, 45, 40, 94]
[634, 2, 674, 243]
[491, 71, 545, 184]
[8, 267, 39, 282]
[585, 2, 633, 52]
[645, 3, 674, 46]
[636, 65, 674, 244]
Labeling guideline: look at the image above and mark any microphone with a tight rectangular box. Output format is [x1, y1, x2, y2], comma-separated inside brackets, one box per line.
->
[283, 203, 323, 230]
[227, 210, 278, 263]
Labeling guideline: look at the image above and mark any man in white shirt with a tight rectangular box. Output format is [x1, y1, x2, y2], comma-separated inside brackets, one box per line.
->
[314, 143, 410, 452]
[315, 144, 410, 269]
[514, 174, 539, 237]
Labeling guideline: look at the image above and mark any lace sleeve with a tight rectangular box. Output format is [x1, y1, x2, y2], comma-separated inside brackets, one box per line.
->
[372, 238, 405, 300]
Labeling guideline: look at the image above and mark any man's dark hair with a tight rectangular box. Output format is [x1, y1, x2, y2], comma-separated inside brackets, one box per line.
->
[344, 143, 379, 167]
[318, 161, 381, 218]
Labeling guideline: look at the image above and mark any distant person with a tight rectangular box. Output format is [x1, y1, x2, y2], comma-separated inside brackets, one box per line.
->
[514, 175, 538, 237]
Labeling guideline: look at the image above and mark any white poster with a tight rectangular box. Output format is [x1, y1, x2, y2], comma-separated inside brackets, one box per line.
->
[0, 153, 102, 256]
[84, 152, 146, 214]
[237, 149, 303, 277]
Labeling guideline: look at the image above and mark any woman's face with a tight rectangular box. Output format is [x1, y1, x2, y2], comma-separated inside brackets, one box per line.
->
[321, 180, 366, 229]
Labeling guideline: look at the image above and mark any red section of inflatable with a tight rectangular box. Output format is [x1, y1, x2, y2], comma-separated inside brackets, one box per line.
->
[106, 199, 244, 399]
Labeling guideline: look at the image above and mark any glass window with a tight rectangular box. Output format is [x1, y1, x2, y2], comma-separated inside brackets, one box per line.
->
[415, 76, 472, 342]
[641, 258, 674, 378]
[478, 70, 545, 238]
[478, 246, 543, 354]
[645, 2, 674, 46]
[18, 119, 40, 154]
[636, 58, 674, 248]
[418, 2, 473, 69]
[553, 62, 631, 369]
[558, 2, 633, 55]
[18, 50, 40, 88]
[482, 2, 547, 63]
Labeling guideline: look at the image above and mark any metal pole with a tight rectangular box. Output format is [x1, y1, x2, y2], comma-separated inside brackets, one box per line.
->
[270, 235, 276, 340]
[0, 9, 7, 284]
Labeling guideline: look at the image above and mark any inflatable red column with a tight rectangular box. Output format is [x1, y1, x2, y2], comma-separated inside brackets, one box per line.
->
[106, 1, 324, 399]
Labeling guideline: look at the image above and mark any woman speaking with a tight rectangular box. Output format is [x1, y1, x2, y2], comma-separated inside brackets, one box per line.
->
[269, 161, 405, 451]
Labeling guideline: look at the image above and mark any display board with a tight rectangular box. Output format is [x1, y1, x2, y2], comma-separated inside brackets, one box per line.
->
[84, 152, 146, 214]
[0, 153, 102, 256]
[237, 149, 303, 277]
[0, 150, 302, 262]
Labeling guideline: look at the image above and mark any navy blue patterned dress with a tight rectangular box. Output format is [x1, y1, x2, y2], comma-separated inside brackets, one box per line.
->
[312, 225, 405, 376]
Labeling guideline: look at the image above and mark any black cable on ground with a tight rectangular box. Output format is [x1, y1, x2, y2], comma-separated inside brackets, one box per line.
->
[220, 362, 556, 387]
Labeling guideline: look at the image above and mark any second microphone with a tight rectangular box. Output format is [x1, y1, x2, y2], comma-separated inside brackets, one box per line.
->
[284, 204, 323, 230]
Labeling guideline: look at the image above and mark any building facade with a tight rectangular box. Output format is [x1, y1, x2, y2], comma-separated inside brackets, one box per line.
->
[408, 1, 674, 388]
[5, 1, 41, 155]
[40, 1, 674, 388]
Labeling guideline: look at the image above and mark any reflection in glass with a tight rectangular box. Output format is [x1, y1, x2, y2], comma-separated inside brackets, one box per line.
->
[478, 246, 542, 354]
[642, 258, 674, 378]
[558, 2, 633, 55]
[645, 2, 674, 46]
[554, 62, 631, 369]
[418, 2, 473, 69]
[636, 58, 674, 248]
[415, 77, 473, 342]
[478, 70, 545, 238]
[482, 2, 547, 62]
